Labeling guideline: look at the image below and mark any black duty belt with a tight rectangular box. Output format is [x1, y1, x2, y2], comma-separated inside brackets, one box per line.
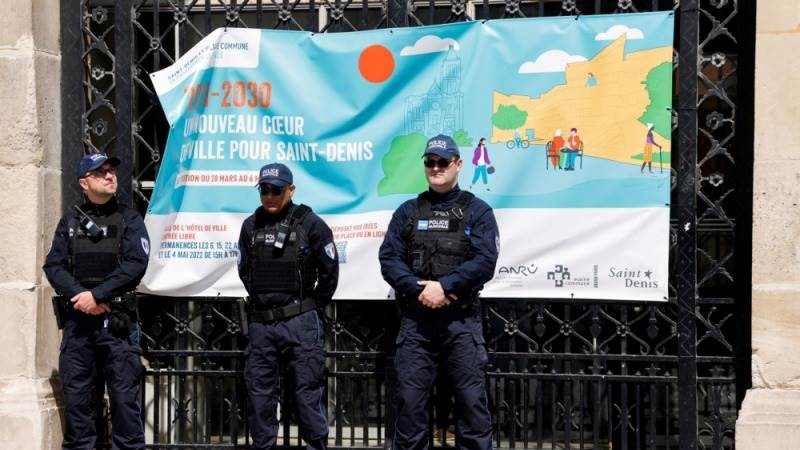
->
[400, 293, 479, 313]
[51, 293, 137, 329]
[249, 298, 316, 323]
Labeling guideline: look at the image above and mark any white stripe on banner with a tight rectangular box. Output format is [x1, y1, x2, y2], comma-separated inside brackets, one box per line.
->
[140, 208, 668, 301]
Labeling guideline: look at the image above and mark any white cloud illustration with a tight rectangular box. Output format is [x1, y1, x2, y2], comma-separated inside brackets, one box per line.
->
[595, 24, 644, 41]
[517, 50, 587, 74]
[400, 35, 460, 56]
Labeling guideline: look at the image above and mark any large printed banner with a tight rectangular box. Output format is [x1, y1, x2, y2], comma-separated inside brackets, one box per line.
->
[141, 12, 674, 301]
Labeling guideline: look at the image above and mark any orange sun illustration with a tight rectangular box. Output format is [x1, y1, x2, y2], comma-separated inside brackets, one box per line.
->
[358, 45, 395, 83]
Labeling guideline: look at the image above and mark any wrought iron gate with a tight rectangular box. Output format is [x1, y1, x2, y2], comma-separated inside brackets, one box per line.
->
[60, 0, 755, 448]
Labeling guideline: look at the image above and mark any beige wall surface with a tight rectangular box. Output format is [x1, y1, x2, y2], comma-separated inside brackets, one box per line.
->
[0, 0, 63, 448]
[737, 1, 800, 449]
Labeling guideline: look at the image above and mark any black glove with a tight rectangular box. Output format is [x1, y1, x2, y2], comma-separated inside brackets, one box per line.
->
[108, 309, 132, 339]
[107, 293, 138, 339]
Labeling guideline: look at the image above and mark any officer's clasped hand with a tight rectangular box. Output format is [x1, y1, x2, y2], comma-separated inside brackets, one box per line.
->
[71, 291, 110, 315]
[417, 280, 450, 309]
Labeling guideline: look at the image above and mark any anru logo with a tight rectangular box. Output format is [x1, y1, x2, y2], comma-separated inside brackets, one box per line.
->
[546, 265, 570, 287]
[261, 168, 280, 177]
[498, 264, 538, 277]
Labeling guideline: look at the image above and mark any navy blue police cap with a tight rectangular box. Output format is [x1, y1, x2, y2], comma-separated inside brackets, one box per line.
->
[257, 163, 293, 187]
[77, 153, 120, 178]
[423, 134, 460, 159]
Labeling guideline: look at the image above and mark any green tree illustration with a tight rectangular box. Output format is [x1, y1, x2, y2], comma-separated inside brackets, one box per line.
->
[378, 133, 429, 196]
[492, 105, 528, 130]
[453, 129, 473, 147]
[638, 62, 672, 139]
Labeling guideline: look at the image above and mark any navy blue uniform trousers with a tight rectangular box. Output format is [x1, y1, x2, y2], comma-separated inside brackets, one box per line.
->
[245, 310, 328, 450]
[59, 311, 144, 450]
[393, 309, 491, 450]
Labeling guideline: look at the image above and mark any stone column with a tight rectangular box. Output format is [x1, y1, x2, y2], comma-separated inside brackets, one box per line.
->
[0, 0, 63, 449]
[736, 2, 800, 449]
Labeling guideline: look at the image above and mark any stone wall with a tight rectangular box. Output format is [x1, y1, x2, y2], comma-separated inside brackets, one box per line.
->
[0, 0, 63, 448]
[736, 2, 800, 449]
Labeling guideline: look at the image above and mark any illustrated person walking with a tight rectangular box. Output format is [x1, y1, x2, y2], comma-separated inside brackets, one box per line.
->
[43, 153, 150, 450]
[641, 123, 663, 173]
[470, 137, 492, 191]
[238, 163, 339, 450]
[379, 134, 499, 450]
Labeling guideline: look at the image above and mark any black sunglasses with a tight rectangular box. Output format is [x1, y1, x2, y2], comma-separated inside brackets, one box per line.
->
[423, 158, 454, 169]
[84, 166, 117, 178]
[258, 185, 285, 196]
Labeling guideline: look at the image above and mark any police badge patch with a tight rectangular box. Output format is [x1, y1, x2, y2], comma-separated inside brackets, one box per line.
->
[427, 219, 450, 231]
[141, 237, 150, 255]
[324, 242, 337, 260]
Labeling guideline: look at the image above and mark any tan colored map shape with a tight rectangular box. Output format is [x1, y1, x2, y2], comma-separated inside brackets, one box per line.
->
[492, 36, 672, 166]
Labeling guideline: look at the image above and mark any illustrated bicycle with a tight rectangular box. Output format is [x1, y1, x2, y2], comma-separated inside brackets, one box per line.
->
[505, 137, 530, 149]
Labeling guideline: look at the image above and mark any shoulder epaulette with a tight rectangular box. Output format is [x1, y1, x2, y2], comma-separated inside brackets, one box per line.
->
[289, 204, 312, 225]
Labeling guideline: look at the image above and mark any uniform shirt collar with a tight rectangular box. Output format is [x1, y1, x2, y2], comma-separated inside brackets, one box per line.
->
[257, 200, 295, 224]
[82, 196, 118, 215]
[426, 185, 461, 204]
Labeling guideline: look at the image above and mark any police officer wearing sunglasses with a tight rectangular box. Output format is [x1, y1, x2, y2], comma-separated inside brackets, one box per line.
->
[379, 134, 499, 450]
[43, 153, 150, 450]
[237, 163, 339, 450]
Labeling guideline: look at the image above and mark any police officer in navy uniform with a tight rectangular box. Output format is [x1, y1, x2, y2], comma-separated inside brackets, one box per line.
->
[43, 153, 150, 450]
[379, 135, 499, 450]
[238, 163, 339, 450]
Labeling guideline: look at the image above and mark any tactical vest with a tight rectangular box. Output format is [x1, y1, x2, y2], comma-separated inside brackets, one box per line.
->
[69, 209, 124, 285]
[249, 204, 316, 297]
[405, 191, 474, 281]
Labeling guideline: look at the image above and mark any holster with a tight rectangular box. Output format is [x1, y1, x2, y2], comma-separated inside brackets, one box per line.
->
[109, 292, 139, 319]
[51, 296, 68, 330]
[108, 292, 138, 338]
[238, 297, 249, 338]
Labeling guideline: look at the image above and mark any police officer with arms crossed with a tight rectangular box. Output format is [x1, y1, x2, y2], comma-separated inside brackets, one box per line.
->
[43, 153, 150, 450]
[379, 135, 499, 450]
[238, 163, 339, 450]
